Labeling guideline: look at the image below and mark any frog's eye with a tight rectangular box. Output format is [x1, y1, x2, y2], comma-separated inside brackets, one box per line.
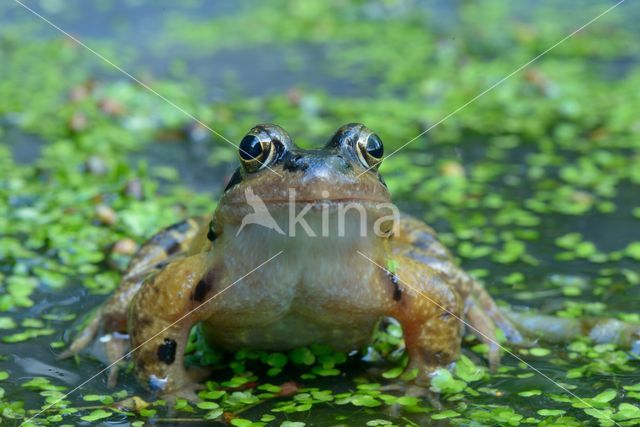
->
[355, 133, 384, 169]
[238, 134, 276, 172]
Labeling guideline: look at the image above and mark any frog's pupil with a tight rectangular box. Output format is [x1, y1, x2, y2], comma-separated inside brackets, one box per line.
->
[239, 135, 263, 160]
[366, 134, 384, 159]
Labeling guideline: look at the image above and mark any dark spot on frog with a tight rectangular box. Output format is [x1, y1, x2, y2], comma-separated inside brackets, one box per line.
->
[154, 260, 169, 270]
[157, 338, 177, 365]
[165, 238, 181, 255]
[166, 220, 191, 234]
[387, 272, 402, 301]
[207, 220, 218, 242]
[224, 168, 243, 192]
[191, 277, 212, 302]
[283, 154, 309, 172]
[151, 233, 181, 256]
[412, 231, 436, 250]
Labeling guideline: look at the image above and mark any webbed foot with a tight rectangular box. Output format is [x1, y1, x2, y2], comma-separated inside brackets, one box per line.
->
[163, 381, 207, 405]
[57, 308, 103, 359]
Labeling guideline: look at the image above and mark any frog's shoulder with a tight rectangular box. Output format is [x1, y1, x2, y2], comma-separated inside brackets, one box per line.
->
[394, 213, 444, 253]
[392, 212, 464, 286]
[125, 216, 210, 278]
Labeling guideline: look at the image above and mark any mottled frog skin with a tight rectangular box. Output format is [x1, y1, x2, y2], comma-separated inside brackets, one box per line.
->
[64, 123, 640, 399]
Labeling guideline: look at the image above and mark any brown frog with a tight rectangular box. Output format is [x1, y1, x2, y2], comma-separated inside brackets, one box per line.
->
[63, 123, 640, 399]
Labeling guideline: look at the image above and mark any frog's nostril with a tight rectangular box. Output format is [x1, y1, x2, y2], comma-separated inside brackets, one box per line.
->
[283, 154, 309, 172]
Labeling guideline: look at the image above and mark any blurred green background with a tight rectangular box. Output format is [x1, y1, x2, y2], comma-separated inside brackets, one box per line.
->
[1, 0, 640, 425]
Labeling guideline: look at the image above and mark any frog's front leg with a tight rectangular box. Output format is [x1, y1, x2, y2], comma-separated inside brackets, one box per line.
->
[381, 255, 463, 384]
[128, 253, 218, 399]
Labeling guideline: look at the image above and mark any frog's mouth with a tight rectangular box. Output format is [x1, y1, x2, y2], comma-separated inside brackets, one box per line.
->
[219, 195, 398, 240]
[221, 180, 390, 208]
[216, 166, 395, 237]
[259, 197, 388, 207]
[222, 192, 393, 218]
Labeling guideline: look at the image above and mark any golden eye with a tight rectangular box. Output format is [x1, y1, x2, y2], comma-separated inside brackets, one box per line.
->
[238, 134, 276, 172]
[355, 133, 384, 169]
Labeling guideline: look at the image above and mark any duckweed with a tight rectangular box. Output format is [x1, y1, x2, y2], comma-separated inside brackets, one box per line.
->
[1, 0, 640, 425]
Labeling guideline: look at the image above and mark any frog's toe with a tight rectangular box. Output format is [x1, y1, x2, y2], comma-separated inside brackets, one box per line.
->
[157, 366, 212, 406]
[381, 381, 443, 412]
[466, 303, 502, 371]
[58, 310, 103, 359]
[104, 333, 129, 388]
[163, 381, 207, 405]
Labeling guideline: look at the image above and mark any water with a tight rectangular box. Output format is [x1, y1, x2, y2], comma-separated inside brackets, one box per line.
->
[1, 1, 639, 426]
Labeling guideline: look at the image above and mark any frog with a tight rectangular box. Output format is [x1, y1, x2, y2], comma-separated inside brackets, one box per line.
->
[62, 123, 640, 399]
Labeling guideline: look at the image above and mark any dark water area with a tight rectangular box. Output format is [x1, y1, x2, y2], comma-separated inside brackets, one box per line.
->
[2, 0, 367, 101]
[4, 0, 637, 103]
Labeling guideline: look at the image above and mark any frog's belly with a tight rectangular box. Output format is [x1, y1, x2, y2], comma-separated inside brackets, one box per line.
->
[201, 311, 379, 352]
[207, 215, 386, 351]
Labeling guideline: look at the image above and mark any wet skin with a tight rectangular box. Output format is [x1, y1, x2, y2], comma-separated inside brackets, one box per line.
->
[64, 124, 640, 399]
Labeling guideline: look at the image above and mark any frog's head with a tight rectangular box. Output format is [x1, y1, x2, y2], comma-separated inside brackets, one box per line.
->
[214, 123, 395, 240]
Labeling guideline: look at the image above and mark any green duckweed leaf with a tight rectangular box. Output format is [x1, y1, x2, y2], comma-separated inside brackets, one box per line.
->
[80, 409, 112, 422]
